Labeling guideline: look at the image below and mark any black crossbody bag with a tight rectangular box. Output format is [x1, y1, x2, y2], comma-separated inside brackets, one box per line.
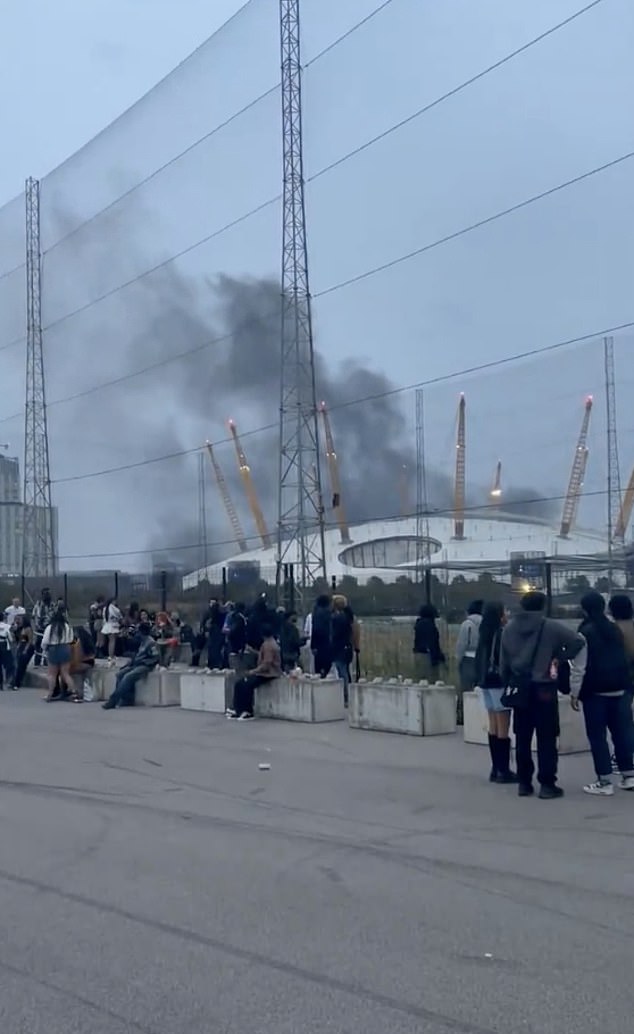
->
[500, 621, 545, 710]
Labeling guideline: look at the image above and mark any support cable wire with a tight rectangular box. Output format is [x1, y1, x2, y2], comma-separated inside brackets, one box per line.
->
[55, 485, 620, 563]
[46, 318, 634, 485]
[306, 0, 606, 183]
[0, 1, 605, 348]
[0, 146, 624, 371]
[40, 0, 397, 257]
[314, 150, 634, 299]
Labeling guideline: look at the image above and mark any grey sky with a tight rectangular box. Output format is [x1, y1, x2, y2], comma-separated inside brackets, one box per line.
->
[0, 0, 632, 570]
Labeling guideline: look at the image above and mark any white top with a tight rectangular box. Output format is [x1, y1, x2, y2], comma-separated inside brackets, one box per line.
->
[4, 605, 25, 625]
[0, 621, 12, 645]
[42, 622, 74, 648]
[102, 603, 123, 635]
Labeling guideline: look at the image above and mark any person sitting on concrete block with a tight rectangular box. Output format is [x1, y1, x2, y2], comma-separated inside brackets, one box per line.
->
[226, 623, 282, 721]
[102, 623, 159, 710]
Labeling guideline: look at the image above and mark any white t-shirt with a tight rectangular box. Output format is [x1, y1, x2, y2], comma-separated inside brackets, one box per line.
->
[102, 603, 123, 635]
[0, 621, 12, 648]
[42, 622, 74, 648]
[4, 605, 25, 626]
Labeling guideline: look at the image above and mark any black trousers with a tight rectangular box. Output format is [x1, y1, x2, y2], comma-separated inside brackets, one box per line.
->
[313, 646, 331, 678]
[513, 692, 560, 787]
[583, 694, 634, 778]
[0, 647, 14, 688]
[232, 675, 267, 716]
[14, 645, 30, 688]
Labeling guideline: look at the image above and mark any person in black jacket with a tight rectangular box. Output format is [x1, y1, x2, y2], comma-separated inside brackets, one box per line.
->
[203, 601, 225, 670]
[331, 595, 354, 705]
[474, 601, 516, 783]
[311, 595, 332, 678]
[280, 611, 301, 672]
[413, 604, 445, 682]
[227, 603, 248, 661]
[574, 592, 634, 796]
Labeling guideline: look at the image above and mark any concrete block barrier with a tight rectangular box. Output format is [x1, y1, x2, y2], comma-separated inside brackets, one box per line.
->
[180, 671, 229, 714]
[92, 665, 118, 702]
[255, 675, 345, 723]
[348, 680, 457, 736]
[463, 689, 589, 754]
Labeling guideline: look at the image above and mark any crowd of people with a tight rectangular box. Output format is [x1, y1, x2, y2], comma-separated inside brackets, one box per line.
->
[8, 584, 634, 798]
[1, 588, 362, 715]
[454, 590, 634, 799]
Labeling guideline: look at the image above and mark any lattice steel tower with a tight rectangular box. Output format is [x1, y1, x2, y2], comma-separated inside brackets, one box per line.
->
[22, 177, 55, 578]
[277, 0, 326, 593]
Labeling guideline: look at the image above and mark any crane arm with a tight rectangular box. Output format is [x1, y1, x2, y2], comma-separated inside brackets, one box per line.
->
[615, 466, 634, 542]
[204, 441, 248, 554]
[319, 403, 350, 543]
[228, 421, 271, 549]
[453, 394, 466, 539]
[560, 396, 593, 538]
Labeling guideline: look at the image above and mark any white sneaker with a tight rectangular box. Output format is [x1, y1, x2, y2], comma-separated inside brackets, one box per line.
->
[583, 781, 614, 796]
[225, 709, 237, 719]
[619, 775, 634, 791]
[237, 712, 254, 721]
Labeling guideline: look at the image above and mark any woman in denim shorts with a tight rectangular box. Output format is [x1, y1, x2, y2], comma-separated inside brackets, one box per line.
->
[41, 606, 75, 702]
[474, 601, 517, 784]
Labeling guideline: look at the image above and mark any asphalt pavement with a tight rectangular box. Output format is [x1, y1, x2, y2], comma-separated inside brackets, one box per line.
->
[0, 690, 632, 1033]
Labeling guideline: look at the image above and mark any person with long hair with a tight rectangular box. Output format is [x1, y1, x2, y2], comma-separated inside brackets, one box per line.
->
[41, 605, 75, 703]
[413, 604, 445, 682]
[574, 592, 634, 796]
[101, 597, 123, 666]
[475, 601, 516, 783]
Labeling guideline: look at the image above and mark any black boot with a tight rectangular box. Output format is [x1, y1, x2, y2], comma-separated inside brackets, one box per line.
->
[495, 738, 518, 783]
[487, 734, 498, 782]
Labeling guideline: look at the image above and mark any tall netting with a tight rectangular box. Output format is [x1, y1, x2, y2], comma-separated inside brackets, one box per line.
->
[0, 0, 633, 593]
[28, 0, 282, 571]
[0, 193, 27, 464]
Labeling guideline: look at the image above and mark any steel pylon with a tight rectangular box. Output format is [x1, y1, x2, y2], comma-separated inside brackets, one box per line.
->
[277, 0, 326, 593]
[22, 177, 55, 578]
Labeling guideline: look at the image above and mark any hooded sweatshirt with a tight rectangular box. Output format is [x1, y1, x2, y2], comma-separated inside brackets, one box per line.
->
[455, 614, 482, 663]
[500, 611, 587, 696]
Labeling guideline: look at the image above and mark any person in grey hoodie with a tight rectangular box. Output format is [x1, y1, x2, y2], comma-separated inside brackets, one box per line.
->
[455, 600, 483, 694]
[500, 592, 586, 799]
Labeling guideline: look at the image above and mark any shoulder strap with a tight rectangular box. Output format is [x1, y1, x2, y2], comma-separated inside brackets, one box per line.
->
[527, 620, 546, 673]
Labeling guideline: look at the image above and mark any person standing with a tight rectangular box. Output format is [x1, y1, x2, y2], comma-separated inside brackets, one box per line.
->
[608, 594, 634, 694]
[12, 614, 33, 689]
[331, 595, 354, 706]
[500, 591, 586, 799]
[203, 600, 225, 670]
[455, 600, 483, 695]
[101, 598, 123, 666]
[280, 610, 301, 672]
[41, 606, 75, 703]
[4, 597, 25, 627]
[226, 623, 282, 720]
[0, 614, 14, 690]
[474, 601, 516, 783]
[32, 587, 54, 667]
[311, 595, 332, 678]
[573, 592, 634, 796]
[413, 604, 445, 682]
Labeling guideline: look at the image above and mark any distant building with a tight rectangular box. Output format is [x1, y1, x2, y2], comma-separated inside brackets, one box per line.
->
[0, 456, 21, 577]
[0, 455, 59, 578]
[0, 454, 19, 503]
